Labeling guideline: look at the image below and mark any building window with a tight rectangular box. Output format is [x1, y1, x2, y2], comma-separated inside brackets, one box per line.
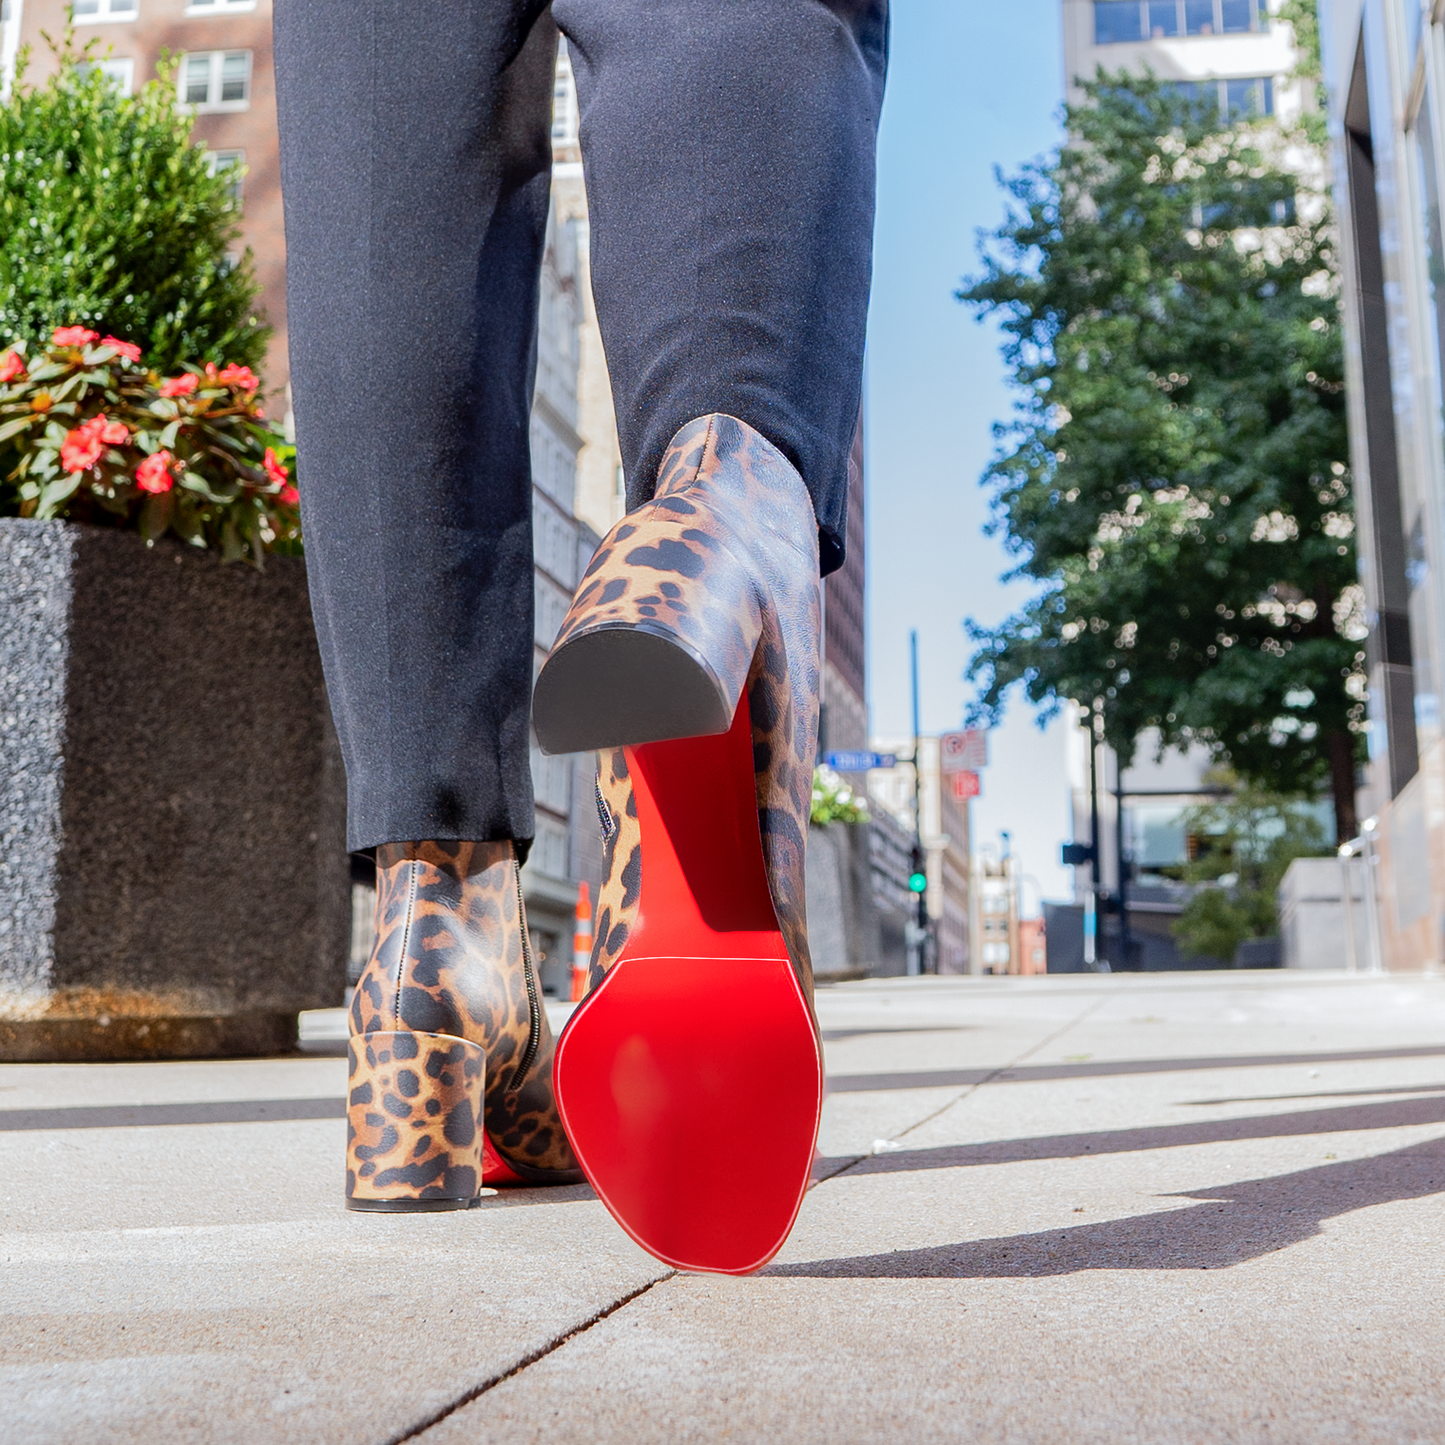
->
[180, 50, 251, 111]
[552, 39, 578, 147]
[1223, 75, 1273, 116]
[185, 0, 256, 11]
[1164, 76, 1274, 119]
[205, 148, 245, 207]
[72, 0, 138, 22]
[1094, 0, 1264, 43]
[77, 57, 135, 93]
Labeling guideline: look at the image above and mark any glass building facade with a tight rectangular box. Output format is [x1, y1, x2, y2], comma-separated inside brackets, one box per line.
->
[1320, 0, 1445, 968]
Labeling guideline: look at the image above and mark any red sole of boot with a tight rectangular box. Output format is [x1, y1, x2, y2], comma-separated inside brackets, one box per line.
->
[554, 698, 823, 1275]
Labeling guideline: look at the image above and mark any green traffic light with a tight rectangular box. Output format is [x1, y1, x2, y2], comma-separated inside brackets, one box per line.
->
[908, 872, 927, 893]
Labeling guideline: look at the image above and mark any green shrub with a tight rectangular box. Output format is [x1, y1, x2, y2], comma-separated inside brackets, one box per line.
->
[811, 767, 870, 827]
[1172, 772, 1331, 960]
[0, 37, 268, 375]
[0, 328, 297, 564]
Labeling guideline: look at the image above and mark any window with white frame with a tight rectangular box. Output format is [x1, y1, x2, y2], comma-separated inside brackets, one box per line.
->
[1163, 75, 1275, 119]
[77, 57, 135, 93]
[205, 149, 245, 208]
[72, 0, 139, 23]
[180, 50, 251, 111]
[185, 0, 256, 14]
[1094, 0, 1264, 43]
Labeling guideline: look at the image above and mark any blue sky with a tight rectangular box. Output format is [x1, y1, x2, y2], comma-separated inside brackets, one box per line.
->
[865, 0, 1075, 904]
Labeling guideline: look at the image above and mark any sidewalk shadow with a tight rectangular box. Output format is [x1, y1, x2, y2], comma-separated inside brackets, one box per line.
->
[827, 1043, 1445, 1094]
[775, 1136, 1445, 1278]
[815, 1093, 1445, 1178]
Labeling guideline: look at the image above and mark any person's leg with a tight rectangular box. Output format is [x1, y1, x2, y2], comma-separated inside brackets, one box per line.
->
[274, 0, 554, 853]
[274, 0, 581, 1204]
[553, 0, 888, 575]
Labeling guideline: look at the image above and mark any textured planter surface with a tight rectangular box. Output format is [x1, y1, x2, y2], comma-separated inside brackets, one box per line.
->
[0, 518, 348, 1060]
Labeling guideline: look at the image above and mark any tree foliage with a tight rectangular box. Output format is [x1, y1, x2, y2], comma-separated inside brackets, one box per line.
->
[959, 76, 1363, 839]
[0, 38, 268, 375]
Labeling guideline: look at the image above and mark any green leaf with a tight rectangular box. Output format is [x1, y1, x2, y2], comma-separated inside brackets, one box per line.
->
[138, 489, 174, 542]
[35, 472, 81, 516]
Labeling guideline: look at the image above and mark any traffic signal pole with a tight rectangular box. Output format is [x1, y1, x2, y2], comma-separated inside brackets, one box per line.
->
[908, 630, 930, 975]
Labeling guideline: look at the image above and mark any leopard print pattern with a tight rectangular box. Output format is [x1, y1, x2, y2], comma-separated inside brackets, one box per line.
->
[588, 748, 640, 991]
[575, 415, 821, 1000]
[347, 1031, 486, 1203]
[548, 416, 765, 716]
[350, 840, 580, 1183]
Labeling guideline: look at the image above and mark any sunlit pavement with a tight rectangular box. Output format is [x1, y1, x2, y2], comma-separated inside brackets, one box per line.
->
[6, 971, 1445, 1444]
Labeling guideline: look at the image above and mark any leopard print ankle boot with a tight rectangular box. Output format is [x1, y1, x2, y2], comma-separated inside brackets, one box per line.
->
[532, 414, 824, 1274]
[345, 840, 582, 1211]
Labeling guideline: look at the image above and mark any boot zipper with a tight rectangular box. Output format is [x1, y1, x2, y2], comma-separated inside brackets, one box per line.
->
[595, 771, 615, 839]
[513, 861, 542, 1089]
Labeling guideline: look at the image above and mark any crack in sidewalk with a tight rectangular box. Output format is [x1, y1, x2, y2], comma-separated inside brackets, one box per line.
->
[385, 1272, 675, 1444]
[390, 993, 1107, 1438]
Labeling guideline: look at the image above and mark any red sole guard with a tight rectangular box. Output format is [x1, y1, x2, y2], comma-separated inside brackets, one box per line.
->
[553, 699, 823, 1274]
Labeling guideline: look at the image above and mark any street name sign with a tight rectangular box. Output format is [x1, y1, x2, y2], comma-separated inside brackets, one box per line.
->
[822, 750, 897, 772]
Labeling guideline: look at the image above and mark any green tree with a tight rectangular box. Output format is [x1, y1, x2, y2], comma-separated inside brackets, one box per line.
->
[1171, 771, 1331, 961]
[0, 39, 268, 375]
[959, 75, 1363, 842]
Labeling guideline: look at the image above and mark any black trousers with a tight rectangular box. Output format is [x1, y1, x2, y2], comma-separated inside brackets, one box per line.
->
[274, 0, 888, 853]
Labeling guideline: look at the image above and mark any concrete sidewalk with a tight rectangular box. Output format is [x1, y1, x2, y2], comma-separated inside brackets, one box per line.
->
[6, 971, 1445, 1443]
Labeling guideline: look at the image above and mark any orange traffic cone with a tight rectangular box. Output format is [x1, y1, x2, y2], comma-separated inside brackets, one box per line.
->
[570, 881, 593, 1002]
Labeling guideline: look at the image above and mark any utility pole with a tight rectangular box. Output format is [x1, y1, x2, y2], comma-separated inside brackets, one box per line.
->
[1087, 701, 1106, 972]
[1114, 738, 1134, 971]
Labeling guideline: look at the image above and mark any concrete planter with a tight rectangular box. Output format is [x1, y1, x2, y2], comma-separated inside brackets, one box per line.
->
[0, 518, 348, 1060]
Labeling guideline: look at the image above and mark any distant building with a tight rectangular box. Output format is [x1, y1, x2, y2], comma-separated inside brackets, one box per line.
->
[868, 736, 972, 973]
[519, 196, 605, 993]
[822, 421, 868, 757]
[1062, 0, 1304, 121]
[549, 39, 626, 543]
[1064, 704, 1231, 968]
[971, 854, 1020, 975]
[1018, 916, 1048, 975]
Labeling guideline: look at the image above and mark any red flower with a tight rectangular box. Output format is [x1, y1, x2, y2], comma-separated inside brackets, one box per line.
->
[59, 414, 128, 473]
[135, 451, 174, 494]
[277, 484, 299, 506]
[52, 326, 99, 348]
[60, 416, 107, 474]
[263, 446, 289, 486]
[101, 336, 142, 363]
[160, 373, 199, 398]
[217, 364, 259, 392]
[0, 350, 25, 384]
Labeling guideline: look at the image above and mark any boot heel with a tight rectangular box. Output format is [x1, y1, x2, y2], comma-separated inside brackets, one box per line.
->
[533, 416, 776, 756]
[345, 1031, 486, 1212]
